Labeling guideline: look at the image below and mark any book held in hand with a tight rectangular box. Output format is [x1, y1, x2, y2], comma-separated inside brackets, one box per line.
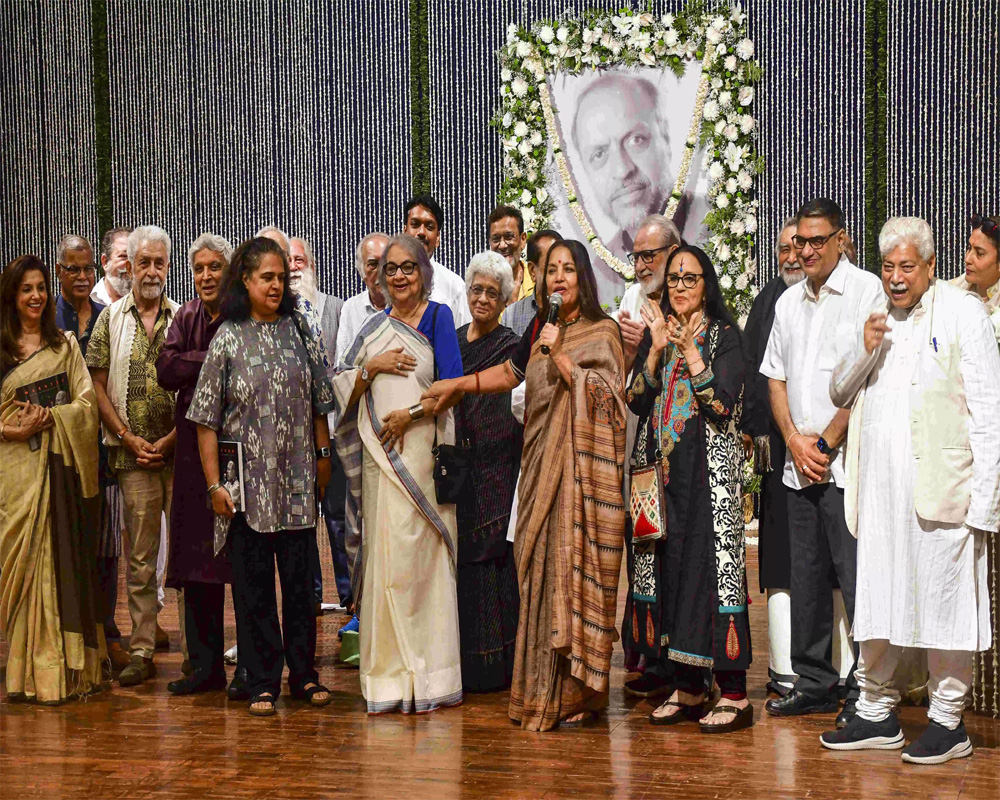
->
[218, 440, 246, 512]
[15, 372, 70, 451]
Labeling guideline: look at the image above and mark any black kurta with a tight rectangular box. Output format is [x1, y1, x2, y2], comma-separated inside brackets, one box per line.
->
[741, 275, 791, 591]
[623, 319, 751, 672]
[455, 323, 523, 692]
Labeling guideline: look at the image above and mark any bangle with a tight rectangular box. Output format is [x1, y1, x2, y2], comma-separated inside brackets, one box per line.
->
[408, 402, 426, 421]
[116, 425, 128, 440]
[786, 431, 801, 447]
[207, 482, 222, 496]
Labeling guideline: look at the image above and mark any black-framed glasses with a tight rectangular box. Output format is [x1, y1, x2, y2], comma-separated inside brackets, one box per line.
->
[383, 261, 418, 277]
[666, 273, 704, 289]
[489, 232, 519, 246]
[792, 229, 842, 250]
[468, 284, 501, 302]
[971, 214, 1000, 241]
[627, 245, 671, 266]
[58, 264, 97, 277]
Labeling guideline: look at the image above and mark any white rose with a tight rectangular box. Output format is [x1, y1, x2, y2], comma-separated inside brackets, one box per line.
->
[724, 124, 739, 142]
[717, 243, 732, 262]
[708, 162, 725, 181]
[735, 273, 749, 290]
[557, 26, 569, 43]
[535, 187, 548, 203]
[724, 55, 737, 71]
[720, 274, 733, 290]
[719, 90, 733, 108]
[739, 86, 755, 106]
[716, 194, 730, 209]
[511, 76, 529, 97]
[712, 77, 724, 90]
[745, 214, 758, 233]
[502, 112, 513, 128]
[703, 100, 720, 121]
[737, 170, 753, 191]
[520, 189, 532, 205]
[514, 120, 529, 137]
[726, 177, 738, 194]
[530, 130, 543, 146]
[664, 29, 679, 47]
[736, 38, 755, 60]
[731, 219, 746, 236]
[739, 114, 754, 133]
[518, 140, 532, 156]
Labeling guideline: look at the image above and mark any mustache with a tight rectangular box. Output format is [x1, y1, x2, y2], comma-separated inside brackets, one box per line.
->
[889, 282, 907, 292]
[610, 177, 650, 201]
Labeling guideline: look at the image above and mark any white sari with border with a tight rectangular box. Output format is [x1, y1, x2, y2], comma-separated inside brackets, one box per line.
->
[333, 313, 462, 714]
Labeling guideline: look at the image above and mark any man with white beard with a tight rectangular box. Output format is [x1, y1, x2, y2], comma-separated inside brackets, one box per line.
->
[87, 225, 180, 687]
[92, 227, 133, 306]
[821, 217, 1000, 763]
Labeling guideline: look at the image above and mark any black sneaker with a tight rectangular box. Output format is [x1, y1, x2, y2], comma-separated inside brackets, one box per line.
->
[820, 712, 904, 751]
[901, 720, 972, 765]
[623, 673, 672, 699]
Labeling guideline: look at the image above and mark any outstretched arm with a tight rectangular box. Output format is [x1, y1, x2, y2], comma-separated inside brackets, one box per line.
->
[422, 362, 520, 415]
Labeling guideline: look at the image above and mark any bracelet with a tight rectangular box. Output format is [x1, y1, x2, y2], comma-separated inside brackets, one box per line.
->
[207, 482, 223, 496]
[116, 425, 128, 440]
[408, 402, 426, 421]
[786, 431, 802, 447]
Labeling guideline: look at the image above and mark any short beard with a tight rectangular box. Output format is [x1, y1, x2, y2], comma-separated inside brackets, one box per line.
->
[781, 268, 806, 287]
[107, 272, 132, 296]
[638, 271, 664, 297]
[139, 280, 164, 300]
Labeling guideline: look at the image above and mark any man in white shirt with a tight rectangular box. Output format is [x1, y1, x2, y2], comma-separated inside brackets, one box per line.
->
[92, 226, 133, 306]
[820, 217, 1000, 763]
[403, 194, 471, 326]
[337, 233, 389, 362]
[761, 199, 884, 726]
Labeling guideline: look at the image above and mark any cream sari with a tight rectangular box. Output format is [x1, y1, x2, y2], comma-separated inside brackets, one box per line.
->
[334, 313, 462, 714]
[0, 334, 105, 703]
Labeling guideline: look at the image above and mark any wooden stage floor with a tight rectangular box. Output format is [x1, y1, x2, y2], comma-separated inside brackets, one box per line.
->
[1, 544, 998, 800]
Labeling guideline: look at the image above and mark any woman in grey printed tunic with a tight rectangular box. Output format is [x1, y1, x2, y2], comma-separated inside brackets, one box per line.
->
[188, 237, 335, 717]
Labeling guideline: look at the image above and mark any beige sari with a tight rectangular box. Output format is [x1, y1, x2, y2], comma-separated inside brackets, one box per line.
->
[509, 317, 627, 731]
[333, 313, 462, 713]
[0, 334, 105, 703]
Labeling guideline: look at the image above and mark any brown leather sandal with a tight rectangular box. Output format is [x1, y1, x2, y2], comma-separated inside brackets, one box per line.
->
[699, 702, 754, 734]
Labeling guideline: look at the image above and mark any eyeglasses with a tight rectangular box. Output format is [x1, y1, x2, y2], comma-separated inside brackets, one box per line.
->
[792, 229, 842, 250]
[364, 259, 380, 273]
[383, 261, 418, 277]
[627, 245, 671, 266]
[666, 273, 704, 289]
[489, 232, 519, 246]
[468, 284, 501, 301]
[59, 264, 97, 277]
[971, 214, 1000, 241]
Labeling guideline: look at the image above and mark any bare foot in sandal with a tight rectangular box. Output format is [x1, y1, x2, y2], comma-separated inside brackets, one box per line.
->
[650, 690, 706, 722]
[249, 692, 276, 716]
[700, 697, 749, 726]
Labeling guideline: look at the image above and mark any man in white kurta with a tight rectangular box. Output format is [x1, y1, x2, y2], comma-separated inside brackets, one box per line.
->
[821, 217, 1000, 764]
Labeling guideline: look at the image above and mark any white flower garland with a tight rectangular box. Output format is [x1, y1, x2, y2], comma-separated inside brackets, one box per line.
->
[494, 4, 762, 314]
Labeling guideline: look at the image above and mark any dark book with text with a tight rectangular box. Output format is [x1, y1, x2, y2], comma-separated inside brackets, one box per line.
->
[15, 372, 70, 451]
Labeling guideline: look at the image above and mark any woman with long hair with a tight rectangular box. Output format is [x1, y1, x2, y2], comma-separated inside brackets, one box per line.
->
[423, 239, 626, 731]
[1, 255, 104, 704]
[625, 245, 752, 733]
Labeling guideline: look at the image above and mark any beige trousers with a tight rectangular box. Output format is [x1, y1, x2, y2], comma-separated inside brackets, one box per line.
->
[118, 468, 173, 658]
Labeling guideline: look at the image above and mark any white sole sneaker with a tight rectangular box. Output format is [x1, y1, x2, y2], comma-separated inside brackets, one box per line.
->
[901, 737, 973, 764]
[820, 730, 905, 751]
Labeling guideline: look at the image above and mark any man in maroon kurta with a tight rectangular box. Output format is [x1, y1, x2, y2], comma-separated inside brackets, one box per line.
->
[155, 233, 247, 697]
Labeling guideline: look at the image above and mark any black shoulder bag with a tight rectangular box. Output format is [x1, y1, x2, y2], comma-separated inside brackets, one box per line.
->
[429, 305, 473, 504]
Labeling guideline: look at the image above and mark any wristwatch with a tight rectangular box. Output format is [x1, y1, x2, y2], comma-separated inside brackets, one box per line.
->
[361, 366, 371, 382]
[816, 436, 833, 455]
[316, 446, 332, 459]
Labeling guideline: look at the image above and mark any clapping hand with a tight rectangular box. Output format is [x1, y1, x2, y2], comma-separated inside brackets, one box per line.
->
[618, 310, 646, 356]
[639, 299, 669, 353]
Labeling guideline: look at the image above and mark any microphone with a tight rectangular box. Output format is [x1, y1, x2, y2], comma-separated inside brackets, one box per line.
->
[540, 293, 563, 355]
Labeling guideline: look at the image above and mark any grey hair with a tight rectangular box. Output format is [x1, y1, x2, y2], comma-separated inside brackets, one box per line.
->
[290, 236, 315, 271]
[774, 216, 798, 258]
[636, 214, 681, 249]
[127, 225, 172, 263]
[378, 234, 434, 302]
[354, 232, 390, 276]
[255, 225, 290, 253]
[571, 74, 671, 162]
[188, 233, 233, 270]
[466, 250, 515, 303]
[56, 234, 93, 264]
[878, 216, 935, 261]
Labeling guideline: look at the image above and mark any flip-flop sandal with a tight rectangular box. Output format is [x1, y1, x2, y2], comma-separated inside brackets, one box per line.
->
[560, 710, 600, 728]
[248, 693, 277, 717]
[699, 703, 754, 734]
[292, 683, 332, 708]
[649, 699, 706, 726]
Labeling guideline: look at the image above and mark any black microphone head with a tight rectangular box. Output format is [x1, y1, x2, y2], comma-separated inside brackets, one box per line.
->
[548, 293, 563, 311]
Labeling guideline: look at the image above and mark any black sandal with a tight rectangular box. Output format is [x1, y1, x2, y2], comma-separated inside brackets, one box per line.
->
[560, 710, 600, 728]
[248, 692, 277, 717]
[649, 698, 706, 726]
[699, 702, 754, 734]
[291, 682, 332, 708]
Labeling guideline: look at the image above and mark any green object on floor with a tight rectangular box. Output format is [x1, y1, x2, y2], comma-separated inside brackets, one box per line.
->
[340, 631, 360, 667]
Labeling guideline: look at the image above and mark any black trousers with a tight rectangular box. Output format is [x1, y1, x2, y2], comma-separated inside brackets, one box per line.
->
[787, 483, 859, 700]
[310, 455, 352, 607]
[96, 556, 121, 642]
[183, 581, 245, 677]
[229, 517, 318, 698]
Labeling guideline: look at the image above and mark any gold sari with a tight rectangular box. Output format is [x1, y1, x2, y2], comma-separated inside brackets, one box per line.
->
[509, 317, 627, 731]
[0, 334, 104, 703]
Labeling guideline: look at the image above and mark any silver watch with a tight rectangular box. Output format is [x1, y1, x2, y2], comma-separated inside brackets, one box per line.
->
[361, 366, 371, 382]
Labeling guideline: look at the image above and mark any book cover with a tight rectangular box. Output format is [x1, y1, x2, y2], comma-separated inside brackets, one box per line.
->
[218, 440, 246, 513]
[14, 371, 70, 451]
